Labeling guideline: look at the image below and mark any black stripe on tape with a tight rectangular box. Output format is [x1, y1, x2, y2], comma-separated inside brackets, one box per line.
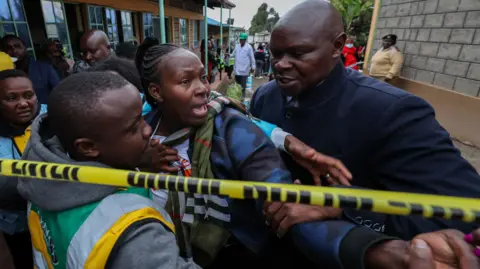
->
[286, 191, 297, 203]
[146, 174, 156, 188]
[201, 180, 209, 194]
[244, 186, 254, 199]
[450, 208, 465, 220]
[256, 185, 268, 200]
[71, 167, 80, 181]
[12, 161, 21, 175]
[359, 198, 373, 211]
[40, 164, 47, 178]
[127, 172, 136, 186]
[167, 177, 176, 191]
[271, 187, 281, 201]
[324, 193, 334, 207]
[432, 206, 445, 218]
[62, 166, 70, 179]
[51, 166, 62, 179]
[210, 181, 220, 195]
[339, 195, 358, 209]
[410, 203, 424, 215]
[299, 190, 311, 204]
[177, 177, 185, 192]
[187, 179, 198, 193]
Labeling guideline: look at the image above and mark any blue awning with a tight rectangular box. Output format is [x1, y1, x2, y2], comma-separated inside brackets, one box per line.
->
[207, 17, 229, 27]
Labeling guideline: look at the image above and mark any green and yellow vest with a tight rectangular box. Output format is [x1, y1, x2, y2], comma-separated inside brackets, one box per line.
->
[28, 188, 175, 269]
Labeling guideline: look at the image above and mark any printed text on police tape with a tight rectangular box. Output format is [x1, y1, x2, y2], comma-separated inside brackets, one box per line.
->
[1, 159, 479, 223]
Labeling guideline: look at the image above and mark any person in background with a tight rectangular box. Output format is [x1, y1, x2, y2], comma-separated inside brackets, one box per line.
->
[263, 43, 271, 76]
[44, 39, 74, 79]
[251, 1, 480, 268]
[224, 46, 234, 79]
[342, 37, 358, 70]
[370, 34, 403, 82]
[254, 45, 265, 79]
[17, 72, 201, 269]
[231, 33, 255, 100]
[1, 35, 60, 105]
[79, 29, 113, 67]
[116, 41, 138, 61]
[201, 39, 216, 83]
[90, 55, 153, 116]
[0, 54, 47, 269]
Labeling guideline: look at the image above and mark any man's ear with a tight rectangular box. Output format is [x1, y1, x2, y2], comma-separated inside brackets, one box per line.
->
[148, 83, 164, 103]
[332, 32, 347, 59]
[73, 138, 99, 158]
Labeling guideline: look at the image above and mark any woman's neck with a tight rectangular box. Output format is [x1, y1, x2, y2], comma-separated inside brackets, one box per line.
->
[155, 117, 184, 137]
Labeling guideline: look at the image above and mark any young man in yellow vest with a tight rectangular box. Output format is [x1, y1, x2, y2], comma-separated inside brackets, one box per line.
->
[17, 72, 201, 269]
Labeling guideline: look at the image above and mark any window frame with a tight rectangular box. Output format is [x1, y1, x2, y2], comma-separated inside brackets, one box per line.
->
[179, 18, 188, 48]
[120, 10, 134, 42]
[0, 0, 36, 58]
[142, 12, 153, 40]
[105, 8, 119, 47]
[87, 5, 105, 32]
[40, 0, 73, 58]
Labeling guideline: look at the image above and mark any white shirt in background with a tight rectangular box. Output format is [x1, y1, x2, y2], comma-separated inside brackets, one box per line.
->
[232, 43, 255, 76]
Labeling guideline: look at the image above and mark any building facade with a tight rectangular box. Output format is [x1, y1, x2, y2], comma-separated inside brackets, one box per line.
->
[371, 0, 480, 97]
[0, 0, 220, 60]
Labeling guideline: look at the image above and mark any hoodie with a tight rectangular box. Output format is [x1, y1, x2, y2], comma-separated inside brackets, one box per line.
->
[17, 114, 200, 269]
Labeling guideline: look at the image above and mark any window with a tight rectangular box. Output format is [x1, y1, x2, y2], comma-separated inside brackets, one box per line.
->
[88, 5, 104, 31]
[105, 8, 118, 47]
[143, 13, 153, 39]
[41, 0, 72, 58]
[121, 11, 133, 42]
[192, 20, 198, 47]
[0, 0, 35, 58]
[179, 18, 188, 48]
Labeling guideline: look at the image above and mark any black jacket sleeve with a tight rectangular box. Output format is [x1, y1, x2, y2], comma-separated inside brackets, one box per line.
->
[348, 94, 480, 240]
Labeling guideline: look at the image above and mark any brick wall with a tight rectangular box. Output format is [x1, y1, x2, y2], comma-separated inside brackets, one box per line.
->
[373, 0, 480, 97]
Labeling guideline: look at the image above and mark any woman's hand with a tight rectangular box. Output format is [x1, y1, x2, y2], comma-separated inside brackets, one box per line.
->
[285, 135, 352, 186]
[150, 139, 180, 174]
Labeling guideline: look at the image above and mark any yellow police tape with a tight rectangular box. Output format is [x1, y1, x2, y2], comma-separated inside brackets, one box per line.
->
[1, 159, 479, 223]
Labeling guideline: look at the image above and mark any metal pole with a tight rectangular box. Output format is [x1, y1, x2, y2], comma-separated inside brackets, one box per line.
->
[204, 0, 208, 72]
[220, 6, 223, 55]
[228, 9, 231, 53]
[159, 0, 166, 43]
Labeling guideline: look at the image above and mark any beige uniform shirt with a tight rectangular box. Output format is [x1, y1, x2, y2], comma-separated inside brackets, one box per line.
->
[370, 46, 403, 79]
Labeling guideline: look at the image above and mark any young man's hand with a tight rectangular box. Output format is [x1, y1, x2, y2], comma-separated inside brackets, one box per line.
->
[285, 135, 352, 186]
[149, 139, 180, 174]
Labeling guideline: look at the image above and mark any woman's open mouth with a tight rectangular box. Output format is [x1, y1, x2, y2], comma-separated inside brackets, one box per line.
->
[192, 104, 208, 117]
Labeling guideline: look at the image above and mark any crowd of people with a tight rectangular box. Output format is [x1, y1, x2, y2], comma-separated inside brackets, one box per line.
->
[0, 0, 479, 269]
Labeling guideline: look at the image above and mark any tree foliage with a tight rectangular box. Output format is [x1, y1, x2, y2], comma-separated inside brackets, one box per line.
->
[249, 3, 280, 35]
[331, 0, 374, 44]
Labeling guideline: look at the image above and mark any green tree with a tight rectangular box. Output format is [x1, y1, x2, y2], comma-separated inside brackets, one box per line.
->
[249, 3, 280, 35]
[331, 0, 374, 43]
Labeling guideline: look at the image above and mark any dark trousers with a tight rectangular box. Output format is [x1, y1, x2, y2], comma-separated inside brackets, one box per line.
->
[225, 66, 233, 78]
[4, 231, 33, 269]
[255, 60, 264, 77]
[235, 75, 248, 100]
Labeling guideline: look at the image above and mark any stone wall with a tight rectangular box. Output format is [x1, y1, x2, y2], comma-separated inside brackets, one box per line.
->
[373, 0, 480, 97]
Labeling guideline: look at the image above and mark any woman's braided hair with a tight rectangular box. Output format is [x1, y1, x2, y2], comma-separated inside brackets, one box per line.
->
[135, 37, 181, 107]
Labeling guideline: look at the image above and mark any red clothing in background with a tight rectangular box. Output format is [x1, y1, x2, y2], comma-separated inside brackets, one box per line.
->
[342, 46, 358, 70]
